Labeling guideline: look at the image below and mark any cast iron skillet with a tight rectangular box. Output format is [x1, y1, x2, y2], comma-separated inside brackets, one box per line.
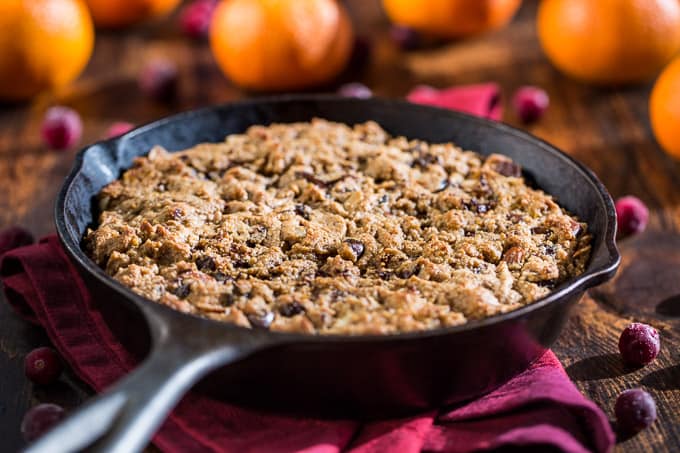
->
[30, 95, 619, 453]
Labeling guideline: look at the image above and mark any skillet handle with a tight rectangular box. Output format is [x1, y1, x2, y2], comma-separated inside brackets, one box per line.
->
[24, 326, 269, 453]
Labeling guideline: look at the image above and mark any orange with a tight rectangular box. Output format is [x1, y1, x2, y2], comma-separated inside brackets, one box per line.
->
[84, 0, 181, 28]
[538, 0, 680, 85]
[0, 0, 94, 101]
[382, 0, 522, 39]
[650, 57, 680, 159]
[209, 0, 354, 91]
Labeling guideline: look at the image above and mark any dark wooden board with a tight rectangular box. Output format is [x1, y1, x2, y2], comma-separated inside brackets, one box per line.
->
[1, 1, 679, 451]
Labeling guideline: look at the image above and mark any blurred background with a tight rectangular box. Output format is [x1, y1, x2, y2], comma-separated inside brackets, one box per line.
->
[3, 0, 680, 237]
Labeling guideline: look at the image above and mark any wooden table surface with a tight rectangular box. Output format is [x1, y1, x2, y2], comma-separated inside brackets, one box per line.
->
[2, 1, 679, 451]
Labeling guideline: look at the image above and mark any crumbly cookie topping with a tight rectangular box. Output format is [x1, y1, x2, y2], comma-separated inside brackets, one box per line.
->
[86, 119, 591, 335]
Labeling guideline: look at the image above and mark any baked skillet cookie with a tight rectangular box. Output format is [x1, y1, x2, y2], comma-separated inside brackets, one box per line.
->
[85, 119, 591, 335]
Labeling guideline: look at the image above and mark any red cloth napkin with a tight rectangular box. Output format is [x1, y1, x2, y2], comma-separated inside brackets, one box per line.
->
[407, 83, 503, 121]
[1, 230, 614, 453]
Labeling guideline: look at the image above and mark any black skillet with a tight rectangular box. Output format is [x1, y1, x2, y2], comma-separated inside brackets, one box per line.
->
[29, 95, 619, 453]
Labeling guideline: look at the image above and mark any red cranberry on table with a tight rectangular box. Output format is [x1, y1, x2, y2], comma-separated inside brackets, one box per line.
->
[24, 347, 63, 385]
[179, 0, 217, 40]
[139, 59, 179, 102]
[41, 107, 83, 151]
[618, 322, 660, 367]
[21, 403, 66, 442]
[104, 122, 135, 139]
[512, 86, 549, 124]
[338, 82, 372, 99]
[615, 196, 649, 238]
[615, 389, 657, 435]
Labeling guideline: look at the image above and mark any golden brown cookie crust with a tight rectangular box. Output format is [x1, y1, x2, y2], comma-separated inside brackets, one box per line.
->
[85, 119, 591, 335]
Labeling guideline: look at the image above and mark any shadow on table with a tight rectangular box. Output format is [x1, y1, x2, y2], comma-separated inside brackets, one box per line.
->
[656, 294, 680, 318]
[613, 420, 638, 444]
[640, 364, 680, 391]
[565, 353, 632, 381]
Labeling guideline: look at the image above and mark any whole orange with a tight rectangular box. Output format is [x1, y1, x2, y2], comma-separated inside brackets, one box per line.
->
[0, 0, 94, 101]
[382, 0, 522, 39]
[651, 57, 680, 159]
[85, 0, 181, 28]
[209, 0, 354, 91]
[538, 0, 680, 85]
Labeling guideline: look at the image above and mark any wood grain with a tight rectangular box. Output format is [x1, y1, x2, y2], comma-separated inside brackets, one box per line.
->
[1, 1, 679, 451]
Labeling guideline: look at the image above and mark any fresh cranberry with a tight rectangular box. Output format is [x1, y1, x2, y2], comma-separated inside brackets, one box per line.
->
[21, 404, 66, 442]
[615, 389, 657, 434]
[616, 196, 649, 237]
[390, 26, 422, 50]
[348, 35, 372, 72]
[338, 82, 372, 99]
[512, 86, 549, 124]
[179, 0, 216, 40]
[618, 322, 660, 367]
[24, 347, 63, 385]
[104, 122, 135, 139]
[41, 107, 82, 150]
[139, 59, 179, 102]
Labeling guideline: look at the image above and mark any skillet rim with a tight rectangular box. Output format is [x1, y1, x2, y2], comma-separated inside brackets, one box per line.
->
[54, 94, 620, 344]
